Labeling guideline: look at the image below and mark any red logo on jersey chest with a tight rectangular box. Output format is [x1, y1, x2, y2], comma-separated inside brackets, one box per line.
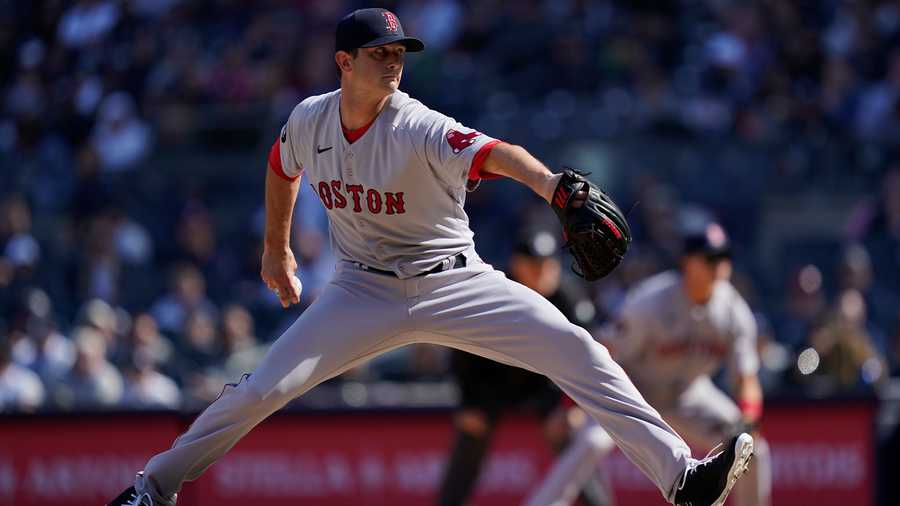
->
[383, 11, 400, 32]
[446, 129, 481, 154]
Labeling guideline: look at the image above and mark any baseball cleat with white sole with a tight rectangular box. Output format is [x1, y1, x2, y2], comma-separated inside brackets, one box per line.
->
[674, 432, 754, 506]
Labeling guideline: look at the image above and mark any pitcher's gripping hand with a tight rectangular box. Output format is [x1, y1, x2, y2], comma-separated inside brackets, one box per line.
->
[261, 247, 302, 308]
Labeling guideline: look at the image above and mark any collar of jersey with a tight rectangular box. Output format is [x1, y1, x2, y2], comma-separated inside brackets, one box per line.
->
[336, 90, 404, 148]
[342, 115, 376, 144]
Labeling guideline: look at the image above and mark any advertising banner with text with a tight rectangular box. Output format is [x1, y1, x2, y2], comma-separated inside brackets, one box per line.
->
[0, 401, 875, 506]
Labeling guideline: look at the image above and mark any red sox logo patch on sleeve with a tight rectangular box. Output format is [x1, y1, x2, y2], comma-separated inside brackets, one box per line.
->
[383, 11, 400, 32]
[446, 129, 482, 154]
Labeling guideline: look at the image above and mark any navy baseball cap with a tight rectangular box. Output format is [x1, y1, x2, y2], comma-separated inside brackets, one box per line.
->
[336, 8, 425, 53]
[682, 222, 731, 260]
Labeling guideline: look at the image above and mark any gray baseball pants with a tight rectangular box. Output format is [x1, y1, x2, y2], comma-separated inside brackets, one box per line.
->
[134, 251, 692, 505]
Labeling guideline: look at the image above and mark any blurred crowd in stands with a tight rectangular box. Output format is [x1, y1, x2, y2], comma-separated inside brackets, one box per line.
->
[1, 0, 900, 412]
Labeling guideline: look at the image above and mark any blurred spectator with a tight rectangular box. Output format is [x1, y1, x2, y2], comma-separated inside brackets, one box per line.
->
[848, 167, 900, 325]
[175, 201, 237, 298]
[69, 147, 110, 225]
[117, 312, 179, 379]
[12, 314, 75, 384]
[220, 303, 267, 381]
[0, 320, 46, 412]
[77, 214, 124, 302]
[90, 92, 153, 172]
[7, 286, 63, 373]
[848, 165, 900, 248]
[0, 255, 11, 306]
[110, 208, 155, 267]
[176, 202, 218, 270]
[836, 242, 890, 353]
[121, 347, 181, 410]
[57, 0, 120, 49]
[150, 263, 217, 335]
[76, 298, 122, 350]
[801, 289, 888, 392]
[179, 310, 223, 370]
[178, 310, 226, 405]
[838, 242, 875, 292]
[0, 194, 40, 297]
[52, 326, 123, 409]
[75, 208, 155, 305]
[4, 70, 45, 119]
[0, 193, 32, 248]
[854, 49, 900, 141]
[775, 264, 828, 350]
[820, 57, 860, 130]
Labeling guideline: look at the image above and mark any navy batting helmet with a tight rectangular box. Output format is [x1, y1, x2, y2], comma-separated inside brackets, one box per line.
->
[681, 222, 731, 260]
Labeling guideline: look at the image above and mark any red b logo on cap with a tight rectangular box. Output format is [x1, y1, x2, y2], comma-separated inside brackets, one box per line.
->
[383, 11, 399, 32]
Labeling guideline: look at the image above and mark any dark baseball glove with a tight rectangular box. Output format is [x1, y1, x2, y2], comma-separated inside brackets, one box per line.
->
[550, 168, 631, 281]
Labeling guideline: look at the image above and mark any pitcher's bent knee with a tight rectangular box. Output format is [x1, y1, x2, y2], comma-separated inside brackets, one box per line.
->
[209, 374, 291, 419]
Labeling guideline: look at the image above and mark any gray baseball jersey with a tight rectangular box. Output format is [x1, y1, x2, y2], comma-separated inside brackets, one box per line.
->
[601, 270, 758, 403]
[128, 90, 710, 506]
[277, 89, 499, 277]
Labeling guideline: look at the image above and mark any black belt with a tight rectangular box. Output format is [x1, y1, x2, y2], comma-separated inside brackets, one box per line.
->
[361, 253, 467, 277]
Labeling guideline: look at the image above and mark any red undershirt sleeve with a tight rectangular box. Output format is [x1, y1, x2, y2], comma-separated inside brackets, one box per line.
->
[467, 140, 504, 181]
[268, 139, 299, 182]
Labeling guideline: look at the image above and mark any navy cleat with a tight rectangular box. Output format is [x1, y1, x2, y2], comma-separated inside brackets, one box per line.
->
[674, 432, 754, 506]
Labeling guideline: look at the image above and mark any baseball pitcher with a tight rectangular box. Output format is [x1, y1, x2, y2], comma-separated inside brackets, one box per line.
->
[108, 9, 752, 506]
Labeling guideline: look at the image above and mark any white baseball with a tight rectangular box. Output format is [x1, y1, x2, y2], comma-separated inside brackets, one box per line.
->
[290, 274, 303, 298]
